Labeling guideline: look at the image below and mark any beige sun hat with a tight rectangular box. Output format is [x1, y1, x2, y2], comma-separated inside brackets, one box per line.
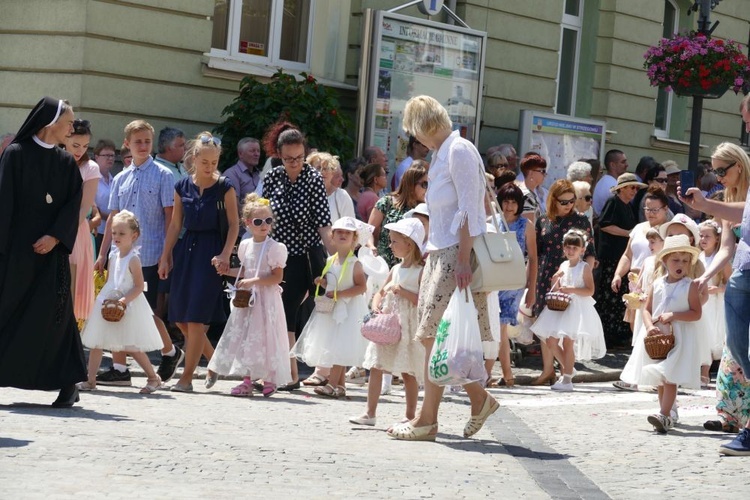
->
[610, 173, 647, 193]
[657, 234, 700, 264]
[658, 213, 700, 245]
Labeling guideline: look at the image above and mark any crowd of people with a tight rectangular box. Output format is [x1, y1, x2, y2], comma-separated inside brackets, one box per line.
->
[1, 94, 749, 455]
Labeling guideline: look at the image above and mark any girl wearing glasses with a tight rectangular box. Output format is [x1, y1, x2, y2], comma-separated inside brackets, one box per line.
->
[159, 131, 239, 392]
[207, 194, 290, 397]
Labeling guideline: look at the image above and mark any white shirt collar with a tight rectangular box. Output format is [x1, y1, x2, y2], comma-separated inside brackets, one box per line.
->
[32, 134, 55, 149]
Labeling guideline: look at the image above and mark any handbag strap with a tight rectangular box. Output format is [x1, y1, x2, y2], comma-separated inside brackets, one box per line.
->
[477, 161, 511, 234]
[232, 238, 269, 289]
[314, 250, 354, 301]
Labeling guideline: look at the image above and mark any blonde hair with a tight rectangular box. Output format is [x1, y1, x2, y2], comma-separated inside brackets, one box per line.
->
[711, 142, 750, 203]
[306, 151, 340, 173]
[402, 95, 452, 139]
[123, 120, 154, 140]
[242, 193, 272, 221]
[183, 131, 222, 173]
[112, 210, 140, 237]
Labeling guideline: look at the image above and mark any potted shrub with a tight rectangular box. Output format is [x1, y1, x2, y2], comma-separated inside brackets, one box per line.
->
[644, 31, 750, 98]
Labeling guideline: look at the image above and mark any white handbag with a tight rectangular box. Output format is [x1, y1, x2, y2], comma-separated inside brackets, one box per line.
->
[470, 166, 527, 293]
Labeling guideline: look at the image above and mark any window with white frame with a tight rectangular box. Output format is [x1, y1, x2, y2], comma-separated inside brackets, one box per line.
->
[210, 0, 313, 72]
[556, 0, 583, 115]
[654, 0, 679, 136]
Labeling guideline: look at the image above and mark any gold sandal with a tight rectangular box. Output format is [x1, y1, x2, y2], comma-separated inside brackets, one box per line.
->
[464, 395, 499, 438]
[386, 422, 438, 441]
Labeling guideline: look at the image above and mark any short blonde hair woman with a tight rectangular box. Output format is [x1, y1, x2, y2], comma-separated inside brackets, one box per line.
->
[387, 95, 498, 442]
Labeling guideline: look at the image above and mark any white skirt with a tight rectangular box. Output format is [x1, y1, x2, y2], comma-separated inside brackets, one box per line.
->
[81, 293, 163, 352]
[531, 296, 606, 360]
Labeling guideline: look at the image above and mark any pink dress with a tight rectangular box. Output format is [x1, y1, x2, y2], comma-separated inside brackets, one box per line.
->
[70, 160, 101, 321]
[207, 237, 292, 386]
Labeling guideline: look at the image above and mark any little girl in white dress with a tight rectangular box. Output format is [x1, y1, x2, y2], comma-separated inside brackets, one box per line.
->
[628, 235, 703, 433]
[291, 216, 371, 398]
[79, 211, 164, 394]
[351, 218, 426, 427]
[207, 194, 290, 397]
[532, 229, 605, 391]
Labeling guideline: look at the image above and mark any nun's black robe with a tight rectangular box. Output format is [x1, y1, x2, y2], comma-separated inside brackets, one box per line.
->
[0, 139, 86, 390]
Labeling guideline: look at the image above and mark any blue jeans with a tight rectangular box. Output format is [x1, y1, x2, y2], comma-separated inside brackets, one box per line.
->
[724, 270, 750, 377]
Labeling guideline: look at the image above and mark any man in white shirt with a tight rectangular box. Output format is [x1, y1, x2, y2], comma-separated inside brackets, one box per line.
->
[153, 127, 187, 183]
[592, 149, 629, 216]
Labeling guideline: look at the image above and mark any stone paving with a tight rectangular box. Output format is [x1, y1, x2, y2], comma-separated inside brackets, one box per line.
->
[1, 375, 747, 499]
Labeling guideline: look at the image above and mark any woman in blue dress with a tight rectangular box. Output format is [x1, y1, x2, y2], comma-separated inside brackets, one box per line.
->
[159, 132, 238, 392]
[494, 183, 537, 387]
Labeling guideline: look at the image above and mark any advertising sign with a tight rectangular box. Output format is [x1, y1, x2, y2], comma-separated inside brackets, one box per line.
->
[359, 10, 486, 167]
[518, 110, 607, 189]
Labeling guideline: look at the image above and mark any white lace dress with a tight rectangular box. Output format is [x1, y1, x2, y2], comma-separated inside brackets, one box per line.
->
[623, 276, 702, 389]
[531, 260, 606, 360]
[698, 252, 725, 361]
[80, 248, 163, 352]
[291, 254, 370, 368]
[207, 238, 292, 386]
[362, 264, 425, 381]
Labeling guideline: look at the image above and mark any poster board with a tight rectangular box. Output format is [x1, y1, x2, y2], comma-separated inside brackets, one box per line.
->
[518, 111, 606, 189]
[359, 10, 487, 167]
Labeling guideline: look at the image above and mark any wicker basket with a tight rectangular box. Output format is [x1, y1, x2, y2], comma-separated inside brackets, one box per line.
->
[314, 295, 335, 313]
[545, 292, 572, 311]
[101, 299, 126, 322]
[644, 326, 675, 360]
[232, 289, 253, 308]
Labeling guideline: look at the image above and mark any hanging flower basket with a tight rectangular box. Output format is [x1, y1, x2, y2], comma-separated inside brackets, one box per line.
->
[644, 31, 750, 98]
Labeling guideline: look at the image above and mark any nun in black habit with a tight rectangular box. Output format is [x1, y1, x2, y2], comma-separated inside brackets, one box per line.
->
[0, 97, 87, 407]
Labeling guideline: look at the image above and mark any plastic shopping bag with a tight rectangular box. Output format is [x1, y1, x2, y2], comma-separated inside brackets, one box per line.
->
[428, 288, 487, 386]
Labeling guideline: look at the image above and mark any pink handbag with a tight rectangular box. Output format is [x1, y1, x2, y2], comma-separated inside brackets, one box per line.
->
[361, 296, 401, 345]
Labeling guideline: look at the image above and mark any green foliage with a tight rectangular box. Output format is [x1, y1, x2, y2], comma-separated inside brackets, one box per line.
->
[214, 70, 354, 170]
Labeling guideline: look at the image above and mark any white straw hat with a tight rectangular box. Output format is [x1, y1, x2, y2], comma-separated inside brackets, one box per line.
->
[657, 234, 700, 264]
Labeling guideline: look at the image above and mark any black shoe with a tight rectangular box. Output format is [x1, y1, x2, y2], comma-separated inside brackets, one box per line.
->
[52, 385, 80, 408]
[157, 346, 185, 383]
[96, 367, 132, 386]
[276, 380, 301, 392]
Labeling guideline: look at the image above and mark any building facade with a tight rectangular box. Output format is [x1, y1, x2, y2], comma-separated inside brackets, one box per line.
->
[1, 0, 749, 167]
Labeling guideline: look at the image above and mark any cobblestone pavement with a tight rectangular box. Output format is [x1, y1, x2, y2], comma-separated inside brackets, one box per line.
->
[0, 379, 746, 499]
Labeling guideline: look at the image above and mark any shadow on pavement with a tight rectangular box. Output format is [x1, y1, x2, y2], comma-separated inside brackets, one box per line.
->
[0, 404, 133, 422]
[0, 437, 32, 448]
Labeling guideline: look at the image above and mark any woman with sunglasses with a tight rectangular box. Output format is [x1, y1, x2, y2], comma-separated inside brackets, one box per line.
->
[594, 173, 646, 350]
[368, 161, 428, 269]
[158, 132, 239, 392]
[634, 165, 670, 222]
[681, 142, 750, 448]
[572, 180, 594, 226]
[64, 119, 102, 327]
[531, 179, 595, 385]
[519, 154, 548, 225]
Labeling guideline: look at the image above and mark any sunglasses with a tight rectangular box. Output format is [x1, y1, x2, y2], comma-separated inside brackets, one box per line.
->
[578, 195, 592, 202]
[557, 197, 576, 206]
[251, 217, 273, 227]
[715, 162, 737, 177]
[654, 177, 668, 183]
[418, 181, 428, 189]
[199, 134, 221, 146]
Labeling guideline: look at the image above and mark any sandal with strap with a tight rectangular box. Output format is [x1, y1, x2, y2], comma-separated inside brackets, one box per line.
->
[230, 381, 253, 397]
[302, 374, 329, 386]
[334, 385, 346, 398]
[262, 382, 277, 398]
[139, 376, 162, 394]
[387, 421, 438, 441]
[314, 383, 336, 397]
[464, 395, 500, 438]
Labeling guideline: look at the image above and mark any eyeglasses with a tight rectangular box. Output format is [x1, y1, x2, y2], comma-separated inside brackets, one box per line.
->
[532, 169, 547, 176]
[417, 181, 428, 189]
[282, 155, 305, 164]
[578, 195, 592, 202]
[199, 134, 221, 147]
[557, 197, 576, 206]
[643, 207, 665, 214]
[251, 217, 274, 227]
[654, 177, 668, 183]
[715, 162, 737, 177]
[97, 153, 115, 159]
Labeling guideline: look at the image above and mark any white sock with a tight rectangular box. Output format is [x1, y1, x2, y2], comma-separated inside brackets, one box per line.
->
[164, 346, 176, 357]
[113, 363, 128, 373]
[562, 374, 573, 384]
